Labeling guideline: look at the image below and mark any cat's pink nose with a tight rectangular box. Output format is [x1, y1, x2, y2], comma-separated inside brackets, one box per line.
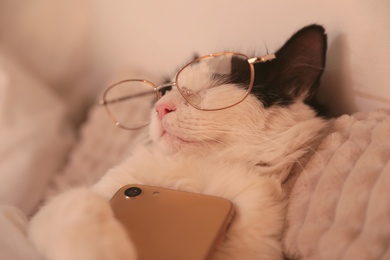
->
[155, 103, 176, 119]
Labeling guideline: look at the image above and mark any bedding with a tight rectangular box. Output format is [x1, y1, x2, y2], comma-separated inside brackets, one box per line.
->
[283, 109, 390, 259]
[0, 50, 75, 259]
[0, 50, 75, 215]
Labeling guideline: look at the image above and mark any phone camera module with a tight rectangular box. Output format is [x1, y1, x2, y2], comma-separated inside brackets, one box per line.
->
[124, 187, 142, 198]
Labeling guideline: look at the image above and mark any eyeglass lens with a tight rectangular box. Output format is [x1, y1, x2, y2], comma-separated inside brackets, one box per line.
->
[104, 80, 157, 129]
[176, 53, 252, 110]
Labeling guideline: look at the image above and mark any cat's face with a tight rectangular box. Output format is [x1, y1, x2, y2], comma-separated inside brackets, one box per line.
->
[149, 83, 267, 153]
[149, 25, 327, 155]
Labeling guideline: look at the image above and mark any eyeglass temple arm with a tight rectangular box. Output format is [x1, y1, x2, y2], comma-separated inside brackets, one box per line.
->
[248, 54, 276, 64]
[99, 90, 156, 105]
[98, 83, 175, 106]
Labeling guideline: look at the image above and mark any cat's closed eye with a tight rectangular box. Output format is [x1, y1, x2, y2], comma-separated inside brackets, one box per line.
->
[159, 85, 172, 96]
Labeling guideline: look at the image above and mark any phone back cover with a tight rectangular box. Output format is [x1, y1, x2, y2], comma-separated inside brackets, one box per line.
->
[110, 184, 234, 260]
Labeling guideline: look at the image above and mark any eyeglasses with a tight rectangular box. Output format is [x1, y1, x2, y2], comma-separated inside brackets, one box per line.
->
[99, 52, 276, 130]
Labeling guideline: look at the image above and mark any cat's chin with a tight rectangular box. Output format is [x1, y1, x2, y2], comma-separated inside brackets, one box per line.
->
[156, 131, 193, 153]
[163, 131, 191, 144]
[154, 130, 213, 155]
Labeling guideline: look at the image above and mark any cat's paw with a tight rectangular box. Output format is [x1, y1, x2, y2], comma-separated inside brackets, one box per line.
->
[28, 188, 137, 260]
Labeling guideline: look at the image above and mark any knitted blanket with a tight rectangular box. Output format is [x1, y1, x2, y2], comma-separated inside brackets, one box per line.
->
[283, 109, 390, 259]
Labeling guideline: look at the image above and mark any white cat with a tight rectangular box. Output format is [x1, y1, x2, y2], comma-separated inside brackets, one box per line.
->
[28, 25, 328, 260]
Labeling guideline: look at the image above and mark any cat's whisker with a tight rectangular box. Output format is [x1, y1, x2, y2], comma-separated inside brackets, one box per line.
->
[190, 120, 337, 192]
[192, 124, 331, 177]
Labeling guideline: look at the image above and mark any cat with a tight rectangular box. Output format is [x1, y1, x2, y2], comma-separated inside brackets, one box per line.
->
[28, 24, 328, 260]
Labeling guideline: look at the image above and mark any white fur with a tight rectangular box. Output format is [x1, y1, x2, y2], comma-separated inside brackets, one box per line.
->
[28, 66, 326, 259]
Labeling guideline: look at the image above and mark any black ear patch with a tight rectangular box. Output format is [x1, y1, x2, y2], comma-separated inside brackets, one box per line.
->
[251, 24, 327, 111]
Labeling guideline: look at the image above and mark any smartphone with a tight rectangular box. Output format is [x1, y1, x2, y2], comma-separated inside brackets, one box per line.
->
[110, 184, 235, 260]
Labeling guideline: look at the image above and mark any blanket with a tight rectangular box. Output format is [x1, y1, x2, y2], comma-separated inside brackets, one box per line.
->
[283, 109, 390, 259]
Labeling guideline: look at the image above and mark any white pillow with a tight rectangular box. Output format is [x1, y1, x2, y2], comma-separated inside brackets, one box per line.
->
[0, 50, 75, 215]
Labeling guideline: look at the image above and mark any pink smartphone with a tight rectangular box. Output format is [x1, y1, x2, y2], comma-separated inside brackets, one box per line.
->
[110, 184, 235, 260]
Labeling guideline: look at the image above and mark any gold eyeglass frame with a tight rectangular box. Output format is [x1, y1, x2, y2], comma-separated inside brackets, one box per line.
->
[99, 52, 276, 130]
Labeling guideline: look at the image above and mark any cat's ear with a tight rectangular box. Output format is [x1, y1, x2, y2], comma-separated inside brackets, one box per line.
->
[253, 24, 327, 107]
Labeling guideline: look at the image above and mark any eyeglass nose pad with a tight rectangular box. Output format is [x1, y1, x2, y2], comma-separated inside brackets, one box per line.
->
[181, 86, 201, 106]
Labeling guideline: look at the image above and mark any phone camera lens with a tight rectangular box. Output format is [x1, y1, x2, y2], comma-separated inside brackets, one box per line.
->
[124, 187, 142, 197]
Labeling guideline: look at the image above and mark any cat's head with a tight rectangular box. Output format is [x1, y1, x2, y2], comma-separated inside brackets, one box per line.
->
[149, 25, 327, 156]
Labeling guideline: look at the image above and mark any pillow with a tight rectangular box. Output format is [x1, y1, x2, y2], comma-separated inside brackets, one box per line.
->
[0, 0, 94, 125]
[0, 50, 75, 215]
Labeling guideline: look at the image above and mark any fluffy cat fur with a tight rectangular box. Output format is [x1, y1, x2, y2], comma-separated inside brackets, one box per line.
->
[28, 25, 328, 260]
